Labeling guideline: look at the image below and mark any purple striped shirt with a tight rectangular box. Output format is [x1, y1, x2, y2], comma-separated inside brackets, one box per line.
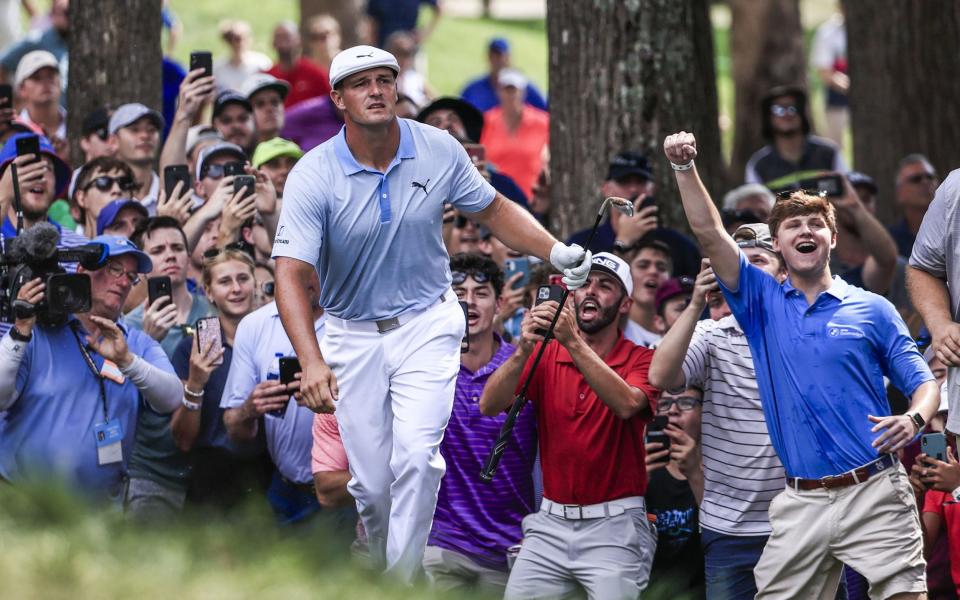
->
[428, 336, 538, 570]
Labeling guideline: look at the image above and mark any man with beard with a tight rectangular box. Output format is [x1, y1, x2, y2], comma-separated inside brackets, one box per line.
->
[212, 91, 256, 157]
[481, 252, 660, 599]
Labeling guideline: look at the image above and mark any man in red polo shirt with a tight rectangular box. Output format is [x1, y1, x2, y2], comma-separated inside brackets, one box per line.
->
[481, 252, 660, 599]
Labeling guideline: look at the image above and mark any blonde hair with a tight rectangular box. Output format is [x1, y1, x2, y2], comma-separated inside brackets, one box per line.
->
[202, 249, 255, 289]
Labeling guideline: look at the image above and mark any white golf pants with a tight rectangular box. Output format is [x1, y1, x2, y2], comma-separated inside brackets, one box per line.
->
[322, 294, 464, 582]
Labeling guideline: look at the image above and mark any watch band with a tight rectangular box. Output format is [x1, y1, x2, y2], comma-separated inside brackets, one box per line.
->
[908, 412, 925, 433]
[9, 327, 31, 343]
[181, 396, 201, 411]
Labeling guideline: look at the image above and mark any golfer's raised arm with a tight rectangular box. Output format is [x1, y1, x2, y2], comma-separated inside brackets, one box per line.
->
[663, 132, 741, 289]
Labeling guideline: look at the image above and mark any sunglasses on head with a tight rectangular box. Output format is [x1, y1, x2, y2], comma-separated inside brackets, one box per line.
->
[905, 172, 936, 185]
[451, 270, 491, 285]
[203, 241, 255, 261]
[84, 175, 136, 192]
[770, 105, 798, 117]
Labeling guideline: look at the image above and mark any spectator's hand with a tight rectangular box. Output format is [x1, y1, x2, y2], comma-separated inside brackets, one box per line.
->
[497, 273, 526, 321]
[219, 188, 257, 243]
[663, 131, 698, 165]
[142, 295, 178, 341]
[250, 165, 278, 215]
[13, 277, 44, 336]
[549, 243, 591, 289]
[519, 301, 556, 352]
[299, 360, 339, 414]
[691, 258, 718, 309]
[868, 413, 918, 453]
[918, 447, 960, 492]
[908, 460, 926, 497]
[932, 322, 960, 367]
[666, 424, 701, 478]
[187, 337, 224, 391]
[0, 154, 48, 213]
[551, 296, 580, 347]
[176, 68, 216, 122]
[645, 441, 669, 475]
[829, 173, 865, 217]
[156, 180, 193, 225]
[243, 380, 293, 417]
[86, 315, 133, 368]
[195, 175, 235, 221]
[614, 200, 658, 247]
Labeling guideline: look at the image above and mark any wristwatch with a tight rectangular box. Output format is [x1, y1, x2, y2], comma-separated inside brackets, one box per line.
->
[952, 486, 960, 503]
[907, 412, 925, 433]
[9, 327, 31, 342]
[613, 240, 632, 253]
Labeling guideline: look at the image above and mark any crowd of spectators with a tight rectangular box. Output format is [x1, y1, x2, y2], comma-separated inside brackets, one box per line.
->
[0, 2, 958, 599]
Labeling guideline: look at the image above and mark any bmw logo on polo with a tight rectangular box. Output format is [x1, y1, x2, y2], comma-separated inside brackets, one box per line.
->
[827, 324, 864, 339]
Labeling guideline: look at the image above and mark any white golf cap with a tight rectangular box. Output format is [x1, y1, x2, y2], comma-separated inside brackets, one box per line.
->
[109, 102, 164, 136]
[185, 125, 221, 157]
[329, 45, 400, 88]
[241, 72, 290, 101]
[14, 50, 59, 87]
[590, 252, 633, 296]
[497, 68, 528, 90]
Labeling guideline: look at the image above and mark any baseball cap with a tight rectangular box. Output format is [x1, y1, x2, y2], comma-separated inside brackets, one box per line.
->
[489, 38, 510, 53]
[590, 252, 633, 296]
[416, 97, 485, 143]
[213, 90, 252, 120]
[91, 233, 153, 273]
[733, 223, 775, 253]
[252, 137, 304, 169]
[329, 45, 400, 88]
[108, 103, 164, 136]
[655, 277, 694, 313]
[497, 68, 527, 90]
[607, 151, 653, 182]
[847, 171, 878, 195]
[81, 107, 112, 139]
[241, 73, 290, 101]
[186, 125, 222, 157]
[14, 50, 59, 87]
[96, 199, 149, 237]
[0, 132, 71, 197]
[196, 141, 247, 181]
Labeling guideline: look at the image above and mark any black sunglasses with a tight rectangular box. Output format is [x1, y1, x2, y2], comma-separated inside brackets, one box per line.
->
[262, 281, 275, 296]
[905, 172, 936, 185]
[454, 215, 479, 229]
[84, 175, 136, 192]
[452, 270, 490, 285]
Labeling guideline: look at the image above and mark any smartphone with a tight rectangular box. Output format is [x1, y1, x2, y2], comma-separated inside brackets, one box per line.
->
[922, 432, 947, 463]
[15, 134, 40, 164]
[815, 174, 845, 197]
[646, 415, 671, 451]
[459, 300, 470, 353]
[147, 276, 172, 307]
[189, 51, 213, 78]
[224, 161, 246, 177]
[533, 284, 565, 337]
[163, 164, 191, 201]
[279, 356, 301, 385]
[504, 257, 530, 290]
[195, 316, 224, 366]
[638, 195, 656, 210]
[233, 174, 255, 198]
[463, 143, 485, 165]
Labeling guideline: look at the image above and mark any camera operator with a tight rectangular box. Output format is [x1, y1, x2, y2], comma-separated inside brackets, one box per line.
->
[480, 252, 660, 599]
[0, 236, 181, 501]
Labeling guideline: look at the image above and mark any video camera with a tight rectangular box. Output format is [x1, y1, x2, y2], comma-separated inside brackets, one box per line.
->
[0, 223, 108, 327]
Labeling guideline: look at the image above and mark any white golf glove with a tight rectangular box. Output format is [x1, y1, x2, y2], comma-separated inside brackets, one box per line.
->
[550, 242, 592, 290]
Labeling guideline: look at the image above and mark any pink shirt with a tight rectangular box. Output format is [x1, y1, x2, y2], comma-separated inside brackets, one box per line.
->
[311, 413, 348, 474]
[480, 105, 549, 198]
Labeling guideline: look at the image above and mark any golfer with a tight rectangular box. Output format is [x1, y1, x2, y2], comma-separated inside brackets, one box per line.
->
[272, 46, 590, 582]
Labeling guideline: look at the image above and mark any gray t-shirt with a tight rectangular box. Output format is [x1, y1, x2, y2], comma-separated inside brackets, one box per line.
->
[909, 168, 960, 433]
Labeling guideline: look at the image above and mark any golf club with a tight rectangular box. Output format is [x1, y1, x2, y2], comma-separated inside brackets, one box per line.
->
[480, 197, 635, 482]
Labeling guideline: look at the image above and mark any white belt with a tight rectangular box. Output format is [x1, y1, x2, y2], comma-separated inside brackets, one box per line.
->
[326, 289, 457, 334]
[540, 496, 646, 520]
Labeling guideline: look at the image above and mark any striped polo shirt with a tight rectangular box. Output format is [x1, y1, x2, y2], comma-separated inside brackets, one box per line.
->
[428, 335, 538, 570]
[681, 316, 784, 536]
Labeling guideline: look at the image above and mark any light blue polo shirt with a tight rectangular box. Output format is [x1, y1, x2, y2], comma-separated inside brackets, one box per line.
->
[0, 318, 175, 500]
[719, 252, 933, 479]
[272, 118, 496, 321]
[219, 301, 321, 485]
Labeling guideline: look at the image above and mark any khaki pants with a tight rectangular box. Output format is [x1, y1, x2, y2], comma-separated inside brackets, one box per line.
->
[754, 464, 925, 600]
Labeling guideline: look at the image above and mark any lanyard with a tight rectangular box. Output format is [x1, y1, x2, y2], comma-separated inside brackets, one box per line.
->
[70, 322, 109, 422]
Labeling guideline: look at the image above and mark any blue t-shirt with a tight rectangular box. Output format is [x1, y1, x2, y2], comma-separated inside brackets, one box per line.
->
[460, 76, 548, 113]
[162, 57, 186, 140]
[0, 319, 174, 499]
[272, 118, 496, 320]
[719, 252, 933, 479]
[366, 0, 437, 48]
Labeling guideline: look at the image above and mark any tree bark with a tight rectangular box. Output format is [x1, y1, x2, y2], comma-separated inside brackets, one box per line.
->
[728, 0, 805, 183]
[845, 0, 960, 224]
[300, 0, 365, 48]
[547, 0, 724, 240]
[66, 0, 162, 167]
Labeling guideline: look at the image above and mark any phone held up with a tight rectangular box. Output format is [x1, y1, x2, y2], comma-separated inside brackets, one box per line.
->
[189, 51, 213, 78]
[163, 164, 191, 201]
[533, 283, 565, 337]
[921, 432, 947, 463]
[646, 415, 671, 452]
[147, 276, 172, 307]
[195, 316, 224, 366]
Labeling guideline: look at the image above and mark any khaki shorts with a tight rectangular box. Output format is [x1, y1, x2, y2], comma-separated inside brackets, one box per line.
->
[754, 464, 925, 600]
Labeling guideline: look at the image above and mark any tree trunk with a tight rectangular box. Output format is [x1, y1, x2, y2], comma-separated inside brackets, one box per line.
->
[547, 0, 724, 240]
[66, 0, 162, 167]
[728, 0, 805, 183]
[300, 0, 365, 48]
[845, 0, 960, 224]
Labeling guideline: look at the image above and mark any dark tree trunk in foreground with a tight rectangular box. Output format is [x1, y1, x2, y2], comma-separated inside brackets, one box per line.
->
[66, 0, 162, 167]
[845, 0, 960, 224]
[547, 0, 724, 239]
[728, 0, 805, 184]
[300, 0, 365, 49]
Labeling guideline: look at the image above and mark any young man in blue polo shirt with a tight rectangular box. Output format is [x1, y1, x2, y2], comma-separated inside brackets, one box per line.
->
[664, 131, 940, 599]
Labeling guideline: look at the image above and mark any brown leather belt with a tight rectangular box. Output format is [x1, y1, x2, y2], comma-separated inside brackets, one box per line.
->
[785, 454, 897, 491]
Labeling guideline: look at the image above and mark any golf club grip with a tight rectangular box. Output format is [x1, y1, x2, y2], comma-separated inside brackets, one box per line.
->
[480, 289, 571, 482]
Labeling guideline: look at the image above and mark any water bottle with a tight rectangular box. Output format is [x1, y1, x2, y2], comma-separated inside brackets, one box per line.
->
[266, 352, 286, 418]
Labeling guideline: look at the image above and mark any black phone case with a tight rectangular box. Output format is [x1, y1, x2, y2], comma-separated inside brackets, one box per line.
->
[189, 52, 212, 77]
[164, 165, 191, 200]
[15, 136, 40, 159]
[279, 357, 301, 385]
[233, 175, 255, 197]
[147, 277, 172, 306]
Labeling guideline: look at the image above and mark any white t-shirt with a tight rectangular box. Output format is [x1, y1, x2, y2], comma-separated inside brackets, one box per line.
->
[623, 319, 661, 348]
[213, 51, 273, 92]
